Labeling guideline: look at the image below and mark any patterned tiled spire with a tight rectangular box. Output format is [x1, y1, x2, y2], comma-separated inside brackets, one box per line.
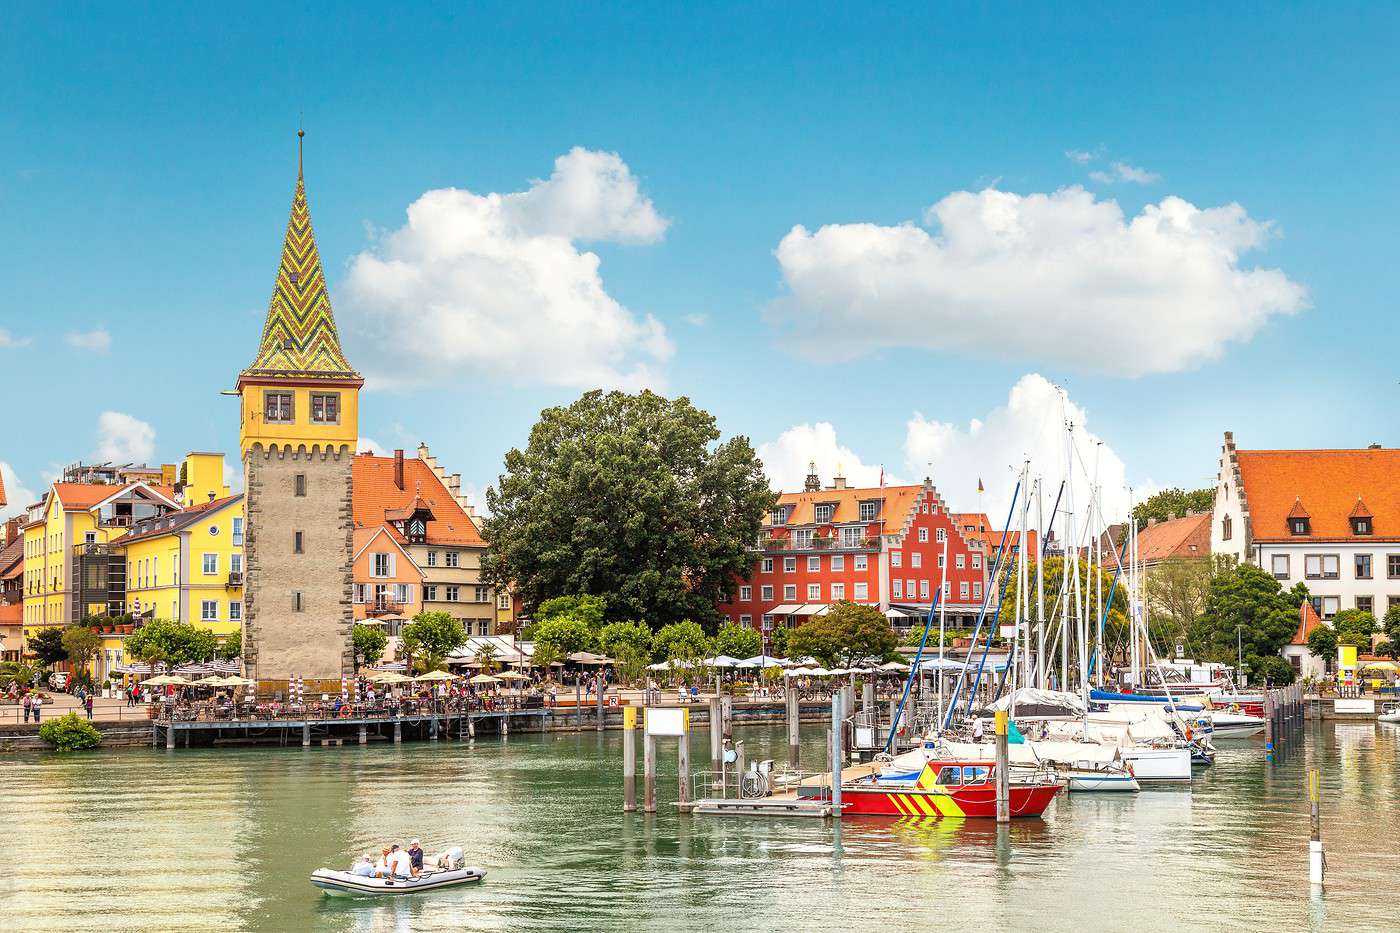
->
[241, 135, 359, 381]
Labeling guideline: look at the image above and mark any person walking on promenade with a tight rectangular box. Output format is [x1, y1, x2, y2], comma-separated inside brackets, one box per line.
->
[84, 693, 95, 720]
[31, 693, 42, 722]
[21, 692, 31, 723]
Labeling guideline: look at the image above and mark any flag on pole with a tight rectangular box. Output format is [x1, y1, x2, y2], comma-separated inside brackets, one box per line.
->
[879, 465, 885, 488]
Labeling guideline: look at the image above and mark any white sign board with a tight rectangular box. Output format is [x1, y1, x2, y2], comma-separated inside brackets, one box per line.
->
[645, 707, 688, 736]
[1334, 698, 1375, 714]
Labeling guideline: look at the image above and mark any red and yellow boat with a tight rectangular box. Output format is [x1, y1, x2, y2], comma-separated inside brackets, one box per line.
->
[801, 758, 1063, 819]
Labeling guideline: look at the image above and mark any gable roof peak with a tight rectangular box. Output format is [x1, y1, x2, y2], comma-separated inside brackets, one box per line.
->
[1286, 497, 1310, 519]
[1349, 496, 1374, 519]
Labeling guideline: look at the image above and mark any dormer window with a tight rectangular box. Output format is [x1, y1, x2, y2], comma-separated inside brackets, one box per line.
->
[1291, 518, 1310, 536]
[408, 517, 427, 543]
[858, 500, 879, 522]
[770, 507, 788, 526]
[814, 503, 835, 524]
[1352, 517, 1372, 535]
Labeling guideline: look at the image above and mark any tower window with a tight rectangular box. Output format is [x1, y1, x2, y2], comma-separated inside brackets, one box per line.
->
[292, 591, 304, 612]
[294, 531, 304, 554]
[264, 392, 293, 423]
[311, 392, 340, 424]
[294, 474, 307, 497]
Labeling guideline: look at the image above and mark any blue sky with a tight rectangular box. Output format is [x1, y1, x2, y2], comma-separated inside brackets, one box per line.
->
[2, 3, 1396, 521]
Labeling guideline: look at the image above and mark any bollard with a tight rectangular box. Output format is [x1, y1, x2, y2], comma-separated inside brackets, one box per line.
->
[830, 690, 843, 818]
[1308, 767, 1325, 886]
[623, 707, 637, 812]
[709, 696, 724, 793]
[644, 721, 657, 813]
[467, 718, 475, 739]
[995, 709, 1010, 823]
[678, 710, 692, 813]
[786, 689, 801, 771]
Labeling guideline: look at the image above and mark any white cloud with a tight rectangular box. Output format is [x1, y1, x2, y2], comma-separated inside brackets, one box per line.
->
[769, 186, 1306, 376]
[756, 423, 895, 492]
[357, 436, 388, 456]
[223, 460, 244, 494]
[0, 462, 38, 520]
[0, 328, 31, 349]
[1089, 161, 1160, 185]
[683, 313, 708, 327]
[756, 375, 1153, 529]
[65, 327, 112, 352]
[1065, 149, 1097, 165]
[95, 411, 156, 464]
[903, 373, 1151, 525]
[341, 147, 673, 391]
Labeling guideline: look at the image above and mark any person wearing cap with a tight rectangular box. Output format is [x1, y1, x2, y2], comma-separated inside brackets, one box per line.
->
[407, 839, 424, 877]
[351, 854, 374, 877]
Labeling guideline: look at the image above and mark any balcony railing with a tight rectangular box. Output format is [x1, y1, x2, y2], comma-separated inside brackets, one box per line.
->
[367, 599, 406, 616]
[760, 535, 878, 552]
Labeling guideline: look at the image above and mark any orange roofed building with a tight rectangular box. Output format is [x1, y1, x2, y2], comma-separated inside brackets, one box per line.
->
[352, 445, 502, 638]
[1212, 432, 1400, 623]
[718, 465, 990, 650]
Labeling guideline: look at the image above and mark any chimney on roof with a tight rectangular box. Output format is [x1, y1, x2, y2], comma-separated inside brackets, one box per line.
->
[393, 449, 405, 491]
[1368, 443, 1382, 449]
[804, 461, 821, 492]
[417, 442, 439, 475]
[831, 464, 846, 490]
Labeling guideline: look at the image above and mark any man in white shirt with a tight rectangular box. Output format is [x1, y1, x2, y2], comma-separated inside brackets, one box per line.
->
[388, 845, 411, 879]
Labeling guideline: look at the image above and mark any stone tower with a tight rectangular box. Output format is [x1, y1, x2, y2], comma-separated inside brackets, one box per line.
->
[236, 133, 361, 685]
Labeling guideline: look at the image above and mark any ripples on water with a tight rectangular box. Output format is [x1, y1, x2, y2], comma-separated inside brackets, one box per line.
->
[1, 723, 1397, 932]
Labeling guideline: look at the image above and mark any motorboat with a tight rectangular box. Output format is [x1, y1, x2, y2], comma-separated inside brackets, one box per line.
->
[800, 756, 1063, 818]
[310, 848, 486, 897]
[1379, 702, 1400, 724]
[1198, 711, 1266, 740]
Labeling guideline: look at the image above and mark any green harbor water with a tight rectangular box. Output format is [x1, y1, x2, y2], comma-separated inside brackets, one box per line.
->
[2, 721, 1398, 932]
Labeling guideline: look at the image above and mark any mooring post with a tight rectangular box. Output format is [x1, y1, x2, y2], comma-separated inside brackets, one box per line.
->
[709, 696, 724, 794]
[995, 709, 1010, 823]
[786, 688, 800, 771]
[734, 741, 745, 797]
[678, 724, 692, 814]
[359, 725, 367, 745]
[888, 698, 899, 744]
[302, 723, 311, 747]
[644, 720, 657, 814]
[721, 692, 733, 744]
[467, 717, 476, 739]
[830, 690, 843, 818]
[502, 713, 509, 736]
[596, 673, 605, 732]
[1264, 689, 1275, 756]
[1309, 767, 1324, 886]
[622, 706, 638, 812]
[576, 680, 584, 729]
[165, 725, 174, 750]
[394, 719, 402, 744]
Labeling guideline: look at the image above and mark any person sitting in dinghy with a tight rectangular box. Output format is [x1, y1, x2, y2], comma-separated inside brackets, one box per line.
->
[352, 854, 375, 878]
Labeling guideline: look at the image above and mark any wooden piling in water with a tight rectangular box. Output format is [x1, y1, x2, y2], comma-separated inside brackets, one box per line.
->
[709, 696, 724, 793]
[995, 709, 1010, 823]
[678, 729, 692, 813]
[830, 691, 843, 818]
[302, 723, 311, 747]
[786, 689, 800, 771]
[622, 707, 637, 812]
[1264, 689, 1274, 754]
[644, 729, 657, 813]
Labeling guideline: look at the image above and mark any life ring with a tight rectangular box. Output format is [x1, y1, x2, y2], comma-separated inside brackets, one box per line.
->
[339, 705, 352, 719]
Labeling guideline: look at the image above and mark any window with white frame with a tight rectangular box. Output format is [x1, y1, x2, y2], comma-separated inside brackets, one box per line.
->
[944, 581, 951, 598]
[761, 585, 774, 601]
[445, 551, 460, 568]
[919, 580, 929, 599]
[959, 581, 970, 599]
[892, 580, 903, 598]
[891, 551, 902, 568]
[424, 585, 438, 601]
[807, 555, 820, 572]
[918, 528, 928, 543]
[770, 507, 788, 526]
[832, 582, 845, 600]
[475, 586, 490, 603]
[427, 551, 438, 567]
[740, 585, 752, 601]
[202, 553, 218, 575]
[761, 558, 773, 573]
[840, 526, 864, 548]
[854, 582, 868, 601]
[1355, 554, 1373, 579]
[230, 553, 242, 575]
[832, 555, 845, 571]
[973, 582, 983, 599]
[815, 504, 834, 523]
[956, 554, 965, 569]
[784, 557, 796, 573]
[936, 528, 946, 543]
[972, 554, 982, 569]
[808, 583, 821, 600]
[858, 501, 878, 522]
[229, 601, 242, 621]
[396, 584, 414, 604]
[371, 553, 393, 578]
[232, 517, 243, 545]
[794, 529, 814, 549]
[201, 600, 218, 621]
[445, 586, 460, 602]
[762, 614, 774, 630]
[912, 553, 922, 568]
[1271, 554, 1290, 579]
[784, 584, 797, 601]
[739, 614, 752, 626]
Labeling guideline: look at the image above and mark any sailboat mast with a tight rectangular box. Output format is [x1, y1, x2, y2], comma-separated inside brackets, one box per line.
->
[1035, 478, 1046, 690]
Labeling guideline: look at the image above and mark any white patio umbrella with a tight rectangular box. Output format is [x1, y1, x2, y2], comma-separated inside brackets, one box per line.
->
[739, 655, 788, 669]
[705, 655, 744, 668]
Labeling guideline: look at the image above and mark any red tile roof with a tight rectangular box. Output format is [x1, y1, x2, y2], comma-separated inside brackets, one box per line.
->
[0, 603, 19, 624]
[769, 484, 924, 528]
[1293, 600, 1323, 647]
[51, 482, 178, 511]
[1134, 512, 1211, 564]
[352, 455, 484, 546]
[1236, 448, 1400, 541]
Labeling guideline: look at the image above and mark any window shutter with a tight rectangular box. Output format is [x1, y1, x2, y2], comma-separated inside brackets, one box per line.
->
[388, 552, 396, 577]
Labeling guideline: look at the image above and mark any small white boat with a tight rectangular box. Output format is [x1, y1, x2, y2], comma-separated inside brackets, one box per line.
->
[1205, 712, 1266, 739]
[1378, 703, 1400, 724]
[311, 848, 486, 897]
[1066, 768, 1140, 793]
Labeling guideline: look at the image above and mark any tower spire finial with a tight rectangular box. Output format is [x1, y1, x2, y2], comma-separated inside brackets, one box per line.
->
[297, 117, 305, 179]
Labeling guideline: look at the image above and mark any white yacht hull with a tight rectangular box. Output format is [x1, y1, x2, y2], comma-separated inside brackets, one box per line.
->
[1119, 747, 1192, 784]
[1067, 772, 1141, 792]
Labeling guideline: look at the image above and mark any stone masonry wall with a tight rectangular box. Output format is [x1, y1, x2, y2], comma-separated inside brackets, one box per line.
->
[243, 445, 354, 681]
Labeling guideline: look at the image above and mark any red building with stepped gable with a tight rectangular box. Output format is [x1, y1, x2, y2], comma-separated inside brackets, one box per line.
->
[717, 466, 990, 651]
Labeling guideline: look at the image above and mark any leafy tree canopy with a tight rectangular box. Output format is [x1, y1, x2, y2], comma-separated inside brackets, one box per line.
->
[482, 390, 776, 629]
[401, 611, 467, 673]
[1188, 564, 1301, 666]
[652, 621, 711, 663]
[1306, 624, 1337, 664]
[533, 615, 598, 657]
[29, 627, 67, 667]
[713, 622, 761, 659]
[786, 602, 898, 669]
[1130, 487, 1214, 531]
[997, 557, 1128, 630]
[125, 619, 219, 667]
[216, 630, 242, 662]
[61, 625, 103, 672]
[1332, 609, 1376, 639]
[598, 620, 653, 659]
[352, 625, 388, 670]
[537, 595, 608, 630]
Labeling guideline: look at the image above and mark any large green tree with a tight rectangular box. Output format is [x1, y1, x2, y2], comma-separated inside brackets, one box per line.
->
[29, 627, 67, 667]
[352, 625, 388, 670]
[713, 622, 761, 659]
[786, 602, 898, 669]
[533, 615, 598, 656]
[1188, 563, 1305, 675]
[652, 620, 711, 664]
[1129, 487, 1214, 531]
[482, 390, 775, 629]
[61, 626, 103, 676]
[1144, 557, 1212, 646]
[598, 620, 653, 659]
[400, 611, 467, 673]
[125, 619, 219, 667]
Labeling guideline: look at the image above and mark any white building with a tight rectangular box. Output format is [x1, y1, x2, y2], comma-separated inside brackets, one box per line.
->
[1212, 432, 1400, 622]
